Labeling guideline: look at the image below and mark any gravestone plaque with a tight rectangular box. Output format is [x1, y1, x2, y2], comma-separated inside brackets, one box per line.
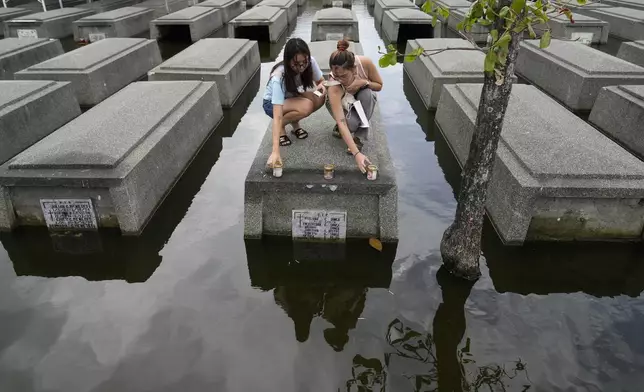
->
[333, 0, 343, 6]
[89, 32, 106, 42]
[17, 29, 38, 38]
[40, 199, 98, 230]
[326, 32, 344, 40]
[571, 32, 593, 45]
[292, 210, 347, 241]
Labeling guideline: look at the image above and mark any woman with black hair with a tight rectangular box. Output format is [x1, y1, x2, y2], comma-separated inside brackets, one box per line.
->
[263, 38, 327, 168]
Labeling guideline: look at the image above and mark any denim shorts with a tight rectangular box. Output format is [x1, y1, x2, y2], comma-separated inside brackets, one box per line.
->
[263, 99, 273, 118]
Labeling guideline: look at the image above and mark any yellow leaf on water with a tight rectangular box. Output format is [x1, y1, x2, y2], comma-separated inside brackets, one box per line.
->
[369, 237, 383, 252]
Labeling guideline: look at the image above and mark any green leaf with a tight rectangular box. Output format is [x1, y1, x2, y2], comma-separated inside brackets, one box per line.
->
[576, 0, 587, 4]
[438, 7, 450, 19]
[379, 52, 396, 68]
[511, 0, 526, 15]
[497, 32, 511, 48]
[499, 6, 510, 17]
[389, 52, 397, 66]
[478, 18, 493, 26]
[421, 0, 432, 13]
[432, 13, 438, 27]
[535, 0, 542, 8]
[540, 30, 551, 48]
[562, 8, 574, 23]
[527, 23, 536, 38]
[456, 21, 464, 30]
[484, 50, 497, 72]
[490, 29, 499, 43]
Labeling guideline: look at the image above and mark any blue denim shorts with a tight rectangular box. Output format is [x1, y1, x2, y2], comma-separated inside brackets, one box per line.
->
[263, 99, 273, 118]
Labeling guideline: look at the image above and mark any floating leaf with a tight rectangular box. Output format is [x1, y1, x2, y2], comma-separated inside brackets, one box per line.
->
[540, 29, 551, 48]
[484, 50, 497, 72]
[369, 237, 383, 252]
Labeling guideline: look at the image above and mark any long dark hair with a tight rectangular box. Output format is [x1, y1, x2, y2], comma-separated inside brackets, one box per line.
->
[329, 39, 356, 70]
[270, 38, 314, 95]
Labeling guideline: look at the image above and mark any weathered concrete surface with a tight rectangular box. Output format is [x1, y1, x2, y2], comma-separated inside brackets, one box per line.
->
[308, 40, 364, 73]
[382, 8, 437, 43]
[0, 81, 81, 165]
[582, 7, 644, 41]
[0, 8, 31, 37]
[148, 38, 260, 108]
[0, 81, 223, 234]
[323, 0, 352, 8]
[257, 0, 298, 24]
[73, 7, 155, 42]
[448, 8, 488, 43]
[589, 85, 644, 160]
[599, 0, 644, 11]
[246, 0, 262, 6]
[374, 0, 416, 25]
[434, 0, 471, 25]
[15, 38, 162, 106]
[404, 38, 485, 109]
[568, 2, 613, 19]
[150, 6, 224, 42]
[516, 39, 644, 111]
[0, 38, 64, 80]
[436, 83, 644, 244]
[79, 0, 141, 13]
[244, 106, 398, 241]
[535, 14, 609, 44]
[4, 8, 95, 39]
[229, 6, 288, 43]
[199, 0, 243, 23]
[618, 40, 644, 67]
[136, 0, 193, 19]
[311, 7, 359, 42]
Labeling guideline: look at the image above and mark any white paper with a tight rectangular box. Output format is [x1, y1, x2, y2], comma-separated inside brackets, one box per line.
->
[40, 199, 98, 230]
[292, 210, 347, 241]
[353, 101, 370, 128]
[17, 29, 38, 39]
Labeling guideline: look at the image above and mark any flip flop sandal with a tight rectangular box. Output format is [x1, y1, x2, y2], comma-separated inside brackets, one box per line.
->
[279, 135, 292, 146]
[332, 125, 342, 139]
[291, 128, 309, 140]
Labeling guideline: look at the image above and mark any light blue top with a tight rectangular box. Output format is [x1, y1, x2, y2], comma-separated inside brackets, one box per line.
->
[263, 56, 324, 105]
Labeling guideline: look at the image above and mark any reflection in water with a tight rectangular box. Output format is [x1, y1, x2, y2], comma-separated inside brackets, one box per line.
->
[220, 70, 261, 136]
[402, 73, 439, 141]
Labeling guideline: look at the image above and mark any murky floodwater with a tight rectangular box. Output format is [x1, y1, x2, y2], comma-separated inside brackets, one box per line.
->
[2, 1, 644, 391]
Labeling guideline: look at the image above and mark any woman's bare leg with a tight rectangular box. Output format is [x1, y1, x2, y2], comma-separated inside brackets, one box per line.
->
[282, 96, 315, 131]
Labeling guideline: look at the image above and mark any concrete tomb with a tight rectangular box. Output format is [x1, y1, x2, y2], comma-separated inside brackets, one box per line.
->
[323, 0, 352, 8]
[257, 0, 298, 24]
[244, 106, 398, 242]
[536, 14, 609, 45]
[136, 0, 193, 19]
[150, 6, 224, 42]
[582, 7, 644, 41]
[4, 8, 95, 39]
[311, 7, 359, 42]
[382, 8, 437, 44]
[516, 39, 644, 111]
[0, 8, 31, 37]
[79, 0, 142, 13]
[589, 85, 644, 160]
[374, 0, 417, 26]
[229, 6, 288, 43]
[0, 81, 223, 235]
[148, 38, 260, 108]
[567, 2, 613, 18]
[246, 0, 263, 6]
[436, 83, 644, 244]
[0, 38, 64, 80]
[0, 81, 81, 165]
[15, 38, 162, 107]
[198, 0, 243, 23]
[404, 38, 488, 109]
[617, 40, 644, 68]
[599, 0, 644, 11]
[434, 0, 471, 25]
[448, 8, 488, 43]
[308, 40, 364, 73]
[73, 7, 155, 43]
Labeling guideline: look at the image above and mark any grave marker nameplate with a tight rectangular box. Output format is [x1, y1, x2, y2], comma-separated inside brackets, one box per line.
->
[40, 199, 98, 231]
[571, 32, 593, 45]
[89, 32, 106, 42]
[17, 29, 38, 38]
[292, 210, 347, 241]
[326, 32, 344, 40]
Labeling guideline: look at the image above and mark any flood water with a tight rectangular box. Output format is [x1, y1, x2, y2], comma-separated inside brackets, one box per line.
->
[2, 1, 644, 391]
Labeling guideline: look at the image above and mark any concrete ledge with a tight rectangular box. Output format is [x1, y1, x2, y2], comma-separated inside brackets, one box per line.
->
[599, 0, 644, 11]
[434, 0, 471, 25]
[617, 40, 644, 67]
[0, 81, 81, 165]
[0, 38, 64, 80]
[311, 7, 359, 42]
[79, 0, 141, 13]
[73, 7, 155, 42]
[199, 0, 243, 23]
[374, 0, 417, 26]
[16, 38, 162, 107]
[589, 86, 644, 160]
[582, 7, 644, 41]
[136, 0, 193, 19]
[323, 0, 352, 8]
[244, 106, 398, 241]
[436, 83, 644, 244]
[4, 8, 95, 39]
[229, 6, 288, 43]
[257, 0, 298, 24]
[448, 8, 488, 43]
[382, 8, 436, 44]
[516, 39, 644, 111]
[308, 40, 363, 73]
[0, 8, 31, 37]
[148, 38, 260, 108]
[535, 14, 609, 44]
[150, 6, 224, 42]
[0, 81, 224, 234]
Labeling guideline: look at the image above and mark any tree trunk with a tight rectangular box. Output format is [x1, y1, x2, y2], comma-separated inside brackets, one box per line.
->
[440, 28, 523, 281]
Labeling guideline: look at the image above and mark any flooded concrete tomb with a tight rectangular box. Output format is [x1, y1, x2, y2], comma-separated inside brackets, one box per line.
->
[536, 14, 609, 45]
[582, 7, 644, 41]
[136, 0, 193, 19]
[0, 8, 31, 37]
[0, 38, 64, 80]
[198, 0, 244, 23]
[589, 86, 644, 160]
[4, 8, 95, 39]
[148, 38, 260, 108]
[0, 81, 223, 235]
[256, 0, 298, 25]
[516, 39, 644, 111]
[373, 0, 417, 26]
[244, 106, 398, 242]
[311, 8, 359, 42]
[448, 8, 489, 43]
[617, 41, 644, 68]
[436, 83, 644, 244]
[382, 8, 438, 44]
[308, 40, 364, 73]
[15, 38, 162, 107]
[229, 6, 288, 43]
[0, 81, 81, 165]
[73, 7, 155, 43]
[150, 6, 224, 42]
[434, 0, 471, 26]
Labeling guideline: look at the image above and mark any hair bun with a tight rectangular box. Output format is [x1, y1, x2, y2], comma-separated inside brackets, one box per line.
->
[337, 39, 350, 51]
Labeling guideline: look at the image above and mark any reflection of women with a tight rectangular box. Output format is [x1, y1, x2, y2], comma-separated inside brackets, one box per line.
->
[263, 38, 327, 168]
[326, 39, 383, 173]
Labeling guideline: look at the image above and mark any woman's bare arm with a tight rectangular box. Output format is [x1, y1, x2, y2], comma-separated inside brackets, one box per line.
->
[328, 85, 360, 155]
[362, 57, 383, 92]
